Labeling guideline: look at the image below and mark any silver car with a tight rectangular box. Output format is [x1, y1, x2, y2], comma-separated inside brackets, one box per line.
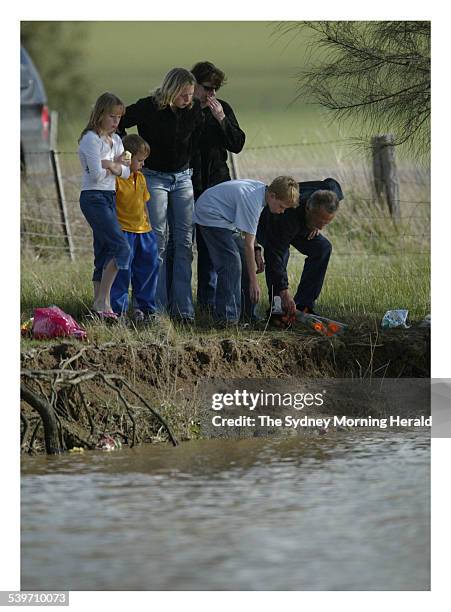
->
[20, 46, 51, 176]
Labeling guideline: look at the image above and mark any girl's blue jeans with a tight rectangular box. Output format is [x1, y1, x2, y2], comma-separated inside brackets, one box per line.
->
[79, 190, 130, 282]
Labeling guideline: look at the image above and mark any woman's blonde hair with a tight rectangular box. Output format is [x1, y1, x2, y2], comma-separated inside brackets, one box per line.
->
[153, 68, 196, 110]
[268, 176, 300, 207]
[78, 92, 125, 143]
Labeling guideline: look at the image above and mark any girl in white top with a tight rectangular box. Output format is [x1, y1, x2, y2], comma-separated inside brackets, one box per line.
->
[78, 92, 131, 320]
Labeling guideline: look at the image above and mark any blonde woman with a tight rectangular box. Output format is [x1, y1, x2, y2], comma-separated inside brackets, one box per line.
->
[118, 68, 203, 322]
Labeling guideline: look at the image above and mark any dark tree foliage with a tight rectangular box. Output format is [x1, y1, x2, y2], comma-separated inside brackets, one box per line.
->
[21, 22, 91, 116]
[275, 21, 430, 156]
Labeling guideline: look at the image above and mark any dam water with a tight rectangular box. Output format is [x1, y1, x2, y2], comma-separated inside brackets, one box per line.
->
[21, 430, 430, 591]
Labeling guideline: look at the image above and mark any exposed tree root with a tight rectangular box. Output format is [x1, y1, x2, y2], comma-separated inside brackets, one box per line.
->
[21, 368, 179, 455]
[20, 329, 430, 454]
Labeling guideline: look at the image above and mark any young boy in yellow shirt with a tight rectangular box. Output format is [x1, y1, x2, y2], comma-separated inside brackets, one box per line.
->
[110, 134, 158, 322]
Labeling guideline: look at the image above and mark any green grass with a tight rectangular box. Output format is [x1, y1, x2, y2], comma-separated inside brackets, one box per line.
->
[82, 22, 310, 109]
[21, 20, 431, 336]
[306, 254, 430, 323]
[21, 245, 430, 343]
[55, 21, 320, 148]
[21, 173, 430, 337]
[21, 257, 93, 322]
[51, 20, 424, 161]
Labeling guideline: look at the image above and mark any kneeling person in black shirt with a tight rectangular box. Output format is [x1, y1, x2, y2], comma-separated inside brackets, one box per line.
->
[256, 178, 343, 317]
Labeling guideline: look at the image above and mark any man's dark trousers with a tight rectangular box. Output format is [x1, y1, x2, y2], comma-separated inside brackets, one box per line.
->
[196, 223, 217, 309]
[261, 234, 332, 309]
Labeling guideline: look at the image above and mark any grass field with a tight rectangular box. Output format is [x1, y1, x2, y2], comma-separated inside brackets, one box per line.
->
[20, 145, 430, 336]
[21, 21, 430, 340]
[21, 250, 430, 328]
[53, 21, 330, 148]
[47, 20, 424, 161]
[21, 177, 431, 337]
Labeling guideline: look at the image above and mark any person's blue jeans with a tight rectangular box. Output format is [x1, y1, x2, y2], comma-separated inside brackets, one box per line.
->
[196, 223, 217, 310]
[110, 231, 159, 315]
[198, 226, 256, 323]
[196, 225, 256, 321]
[79, 190, 130, 281]
[143, 168, 194, 319]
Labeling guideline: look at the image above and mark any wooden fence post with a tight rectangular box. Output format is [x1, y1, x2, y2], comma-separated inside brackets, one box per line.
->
[371, 134, 400, 219]
[50, 148, 75, 261]
[50, 110, 58, 150]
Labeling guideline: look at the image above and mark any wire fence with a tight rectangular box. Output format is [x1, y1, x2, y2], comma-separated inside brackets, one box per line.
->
[20, 139, 430, 267]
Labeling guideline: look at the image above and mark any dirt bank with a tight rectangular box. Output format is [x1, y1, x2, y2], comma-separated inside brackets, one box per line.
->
[22, 326, 430, 379]
[20, 327, 430, 453]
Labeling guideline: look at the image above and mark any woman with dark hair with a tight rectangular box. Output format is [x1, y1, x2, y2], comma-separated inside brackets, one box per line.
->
[190, 61, 246, 314]
[118, 68, 203, 322]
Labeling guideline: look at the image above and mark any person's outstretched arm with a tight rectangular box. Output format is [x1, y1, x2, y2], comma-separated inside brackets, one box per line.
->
[243, 232, 260, 304]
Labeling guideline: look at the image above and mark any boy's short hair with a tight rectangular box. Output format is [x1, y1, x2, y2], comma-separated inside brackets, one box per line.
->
[122, 134, 150, 158]
[268, 176, 300, 207]
[307, 190, 340, 213]
[191, 61, 227, 89]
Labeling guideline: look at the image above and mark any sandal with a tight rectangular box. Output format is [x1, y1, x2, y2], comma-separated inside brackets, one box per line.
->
[87, 310, 119, 323]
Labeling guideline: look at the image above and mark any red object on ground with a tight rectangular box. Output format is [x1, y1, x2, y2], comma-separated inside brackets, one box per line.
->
[32, 306, 87, 340]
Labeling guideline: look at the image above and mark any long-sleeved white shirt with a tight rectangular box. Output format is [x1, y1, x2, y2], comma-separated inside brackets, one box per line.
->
[78, 131, 130, 191]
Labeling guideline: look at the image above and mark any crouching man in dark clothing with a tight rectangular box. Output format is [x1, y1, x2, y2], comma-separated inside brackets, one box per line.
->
[256, 178, 343, 317]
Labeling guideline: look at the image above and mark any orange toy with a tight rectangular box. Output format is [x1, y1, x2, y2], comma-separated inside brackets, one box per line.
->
[295, 311, 348, 336]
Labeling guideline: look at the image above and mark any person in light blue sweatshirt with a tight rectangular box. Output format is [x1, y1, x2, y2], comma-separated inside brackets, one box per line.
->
[78, 92, 131, 320]
[193, 177, 299, 325]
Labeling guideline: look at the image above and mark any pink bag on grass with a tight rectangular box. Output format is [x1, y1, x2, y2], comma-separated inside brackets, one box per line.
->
[32, 306, 87, 340]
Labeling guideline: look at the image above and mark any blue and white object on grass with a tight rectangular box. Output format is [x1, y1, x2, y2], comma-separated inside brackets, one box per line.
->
[381, 309, 410, 329]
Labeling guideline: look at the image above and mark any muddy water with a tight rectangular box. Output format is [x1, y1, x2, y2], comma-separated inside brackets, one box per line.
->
[21, 431, 430, 591]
